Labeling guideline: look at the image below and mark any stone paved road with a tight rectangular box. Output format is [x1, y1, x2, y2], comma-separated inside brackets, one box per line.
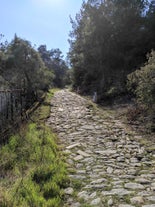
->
[47, 90, 155, 207]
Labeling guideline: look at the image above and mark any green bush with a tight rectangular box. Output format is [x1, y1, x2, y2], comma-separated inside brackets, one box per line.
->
[127, 50, 155, 110]
[127, 50, 155, 131]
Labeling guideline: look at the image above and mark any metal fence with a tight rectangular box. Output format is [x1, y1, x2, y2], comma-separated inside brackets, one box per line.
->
[0, 89, 27, 134]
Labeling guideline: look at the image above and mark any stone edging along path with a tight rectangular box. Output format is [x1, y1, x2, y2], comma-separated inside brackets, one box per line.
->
[47, 90, 155, 207]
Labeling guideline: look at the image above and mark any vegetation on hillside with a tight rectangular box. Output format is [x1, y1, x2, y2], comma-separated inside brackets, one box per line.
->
[0, 89, 69, 207]
[127, 50, 155, 131]
[69, 0, 155, 100]
[67, 0, 155, 132]
[38, 46, 69, 88]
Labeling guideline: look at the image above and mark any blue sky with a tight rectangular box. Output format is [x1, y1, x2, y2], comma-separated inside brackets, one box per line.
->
[0, 0, 83, 58]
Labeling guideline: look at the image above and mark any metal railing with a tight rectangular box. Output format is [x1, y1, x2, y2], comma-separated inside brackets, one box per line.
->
[0, 89, 28, 134]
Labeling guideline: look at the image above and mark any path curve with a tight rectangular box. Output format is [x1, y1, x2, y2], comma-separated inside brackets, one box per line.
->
[47, 90, 155, 207]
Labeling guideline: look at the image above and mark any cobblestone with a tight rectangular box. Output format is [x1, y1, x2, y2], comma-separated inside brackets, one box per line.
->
[47, 90, 155, 207]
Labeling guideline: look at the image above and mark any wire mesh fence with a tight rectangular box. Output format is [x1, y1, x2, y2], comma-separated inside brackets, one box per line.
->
[0, 89, 27, 135]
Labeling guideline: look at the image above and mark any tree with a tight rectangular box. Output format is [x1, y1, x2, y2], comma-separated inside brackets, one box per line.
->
[0, 35, 10, 88]
[69, 0, 151, 100]
[127, 50, 155, 110]
[146, 0, 155, 50]
[1, 35, 54, 104]
[38, 45, 69, 88]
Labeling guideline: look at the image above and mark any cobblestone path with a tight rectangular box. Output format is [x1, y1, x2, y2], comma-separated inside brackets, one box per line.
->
[47, 90, 155, 207]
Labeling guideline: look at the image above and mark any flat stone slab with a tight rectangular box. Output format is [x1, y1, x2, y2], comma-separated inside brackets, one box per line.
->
[147, 196, 155, 201]
[64, 187, 74, 195]
[124, 183, 145, 190]
[107, 167, 113, 174]
[74, 155, 83, 161]
[77, 191, 89, 201]
[77, 150, 90, 157]
[102, 188, 134, 196]
[90, 198, 101, 205]
[90, 178, 107, 184]
[130, 196, 144, 205]
[95, 150, 117, 155]
[135, 178, 151, 184]
[58, 107, 64, 112]
[66, 143, 81, 149]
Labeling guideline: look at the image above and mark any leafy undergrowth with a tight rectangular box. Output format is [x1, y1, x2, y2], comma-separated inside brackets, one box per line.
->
[0, 89, 69, 207]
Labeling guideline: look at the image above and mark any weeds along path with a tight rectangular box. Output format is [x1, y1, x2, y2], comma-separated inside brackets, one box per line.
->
[47, 89, 155, 207]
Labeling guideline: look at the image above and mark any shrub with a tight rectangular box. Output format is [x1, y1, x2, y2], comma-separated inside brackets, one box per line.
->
[127, 50, 155, 131]
[127, 50, 155, 110]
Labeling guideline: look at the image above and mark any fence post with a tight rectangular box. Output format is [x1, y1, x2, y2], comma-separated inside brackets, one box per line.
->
[10, 91, 14, 121]
[93, 91, 97, 103]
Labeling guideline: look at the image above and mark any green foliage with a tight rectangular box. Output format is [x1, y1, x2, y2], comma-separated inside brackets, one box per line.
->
[127, 50, 155, 109]
[69, 0, 155, 100]
[127, 50, 155, 131]
[38, 45, 69, 88]
[0, 90, 69, 207]
[0, 35, 54, 104]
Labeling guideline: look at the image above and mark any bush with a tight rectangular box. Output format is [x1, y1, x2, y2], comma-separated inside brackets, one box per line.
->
[127, 50, 155, 131]
[127, 50, 155, 110]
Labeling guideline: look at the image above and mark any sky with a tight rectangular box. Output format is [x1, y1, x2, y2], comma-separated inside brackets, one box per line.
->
[0, 0, 83, 58]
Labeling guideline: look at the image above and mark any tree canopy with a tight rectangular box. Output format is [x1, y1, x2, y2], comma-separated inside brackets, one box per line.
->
[38, 45, 69, 88]
[0, 35, 69, 99]
[69, 0, 155, 100]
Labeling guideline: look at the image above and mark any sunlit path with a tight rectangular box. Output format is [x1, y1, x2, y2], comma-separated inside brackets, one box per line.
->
[47, 90, 155, 207]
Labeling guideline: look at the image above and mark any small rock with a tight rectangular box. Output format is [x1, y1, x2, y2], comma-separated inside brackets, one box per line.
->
[119, 205, 135, 207]
[111, 136, 118, 141]
[112, 180, 124, 186]
[58, 107, 64, 112]
[135, 178, 151, 184]
[130, 196, 144, 205]
[77, 170, 86, 174]
[130, 158, 138, 163]
[107, 167, 113, 174]
[69, 175, 85, 180]
[64, 149, 71, 154]
[77, 191, 89, 201]
[73, 203, 81, 207]
[147, 196, 155, 201]
[140, 174, 155, 178]
[81, 125, 94, 130]
[102, 188, 133, 196]
[138, 191, 152, 196]
[95, 150, 117, 155]
[66, 143, 81, 149]
[74, 155, 83, 161]
[120, 175, 136, 179]
[151, 183, 155, 187]
[91, 178, 107, 184]
[90, 197, 101, 205]
[77, 150, 90, 157]
[108, 198, 113, 206]
[64, 187, 74, 195]
[76, 163, 83, 168]
[117, 156, 125, 162]
[89, 192, 97, 199]
[67, 159, 74, 165]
